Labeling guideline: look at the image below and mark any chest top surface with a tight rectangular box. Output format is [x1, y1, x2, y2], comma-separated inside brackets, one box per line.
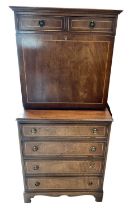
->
[17, 108, 112, 122]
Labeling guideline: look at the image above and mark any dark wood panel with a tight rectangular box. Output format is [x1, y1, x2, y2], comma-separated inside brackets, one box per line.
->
[26, 177, 101, 190]
[17, 33, 114, 109]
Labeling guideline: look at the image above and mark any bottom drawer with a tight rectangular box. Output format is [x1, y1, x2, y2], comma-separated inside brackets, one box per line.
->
[26, 177, 101, 190]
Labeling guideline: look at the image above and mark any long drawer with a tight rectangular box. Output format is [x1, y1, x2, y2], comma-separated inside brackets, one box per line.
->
[23, 141, 105, 157]
[25, 160, 103, 174]
[22, 124, 107, 137]
[26, 177, 101, 190]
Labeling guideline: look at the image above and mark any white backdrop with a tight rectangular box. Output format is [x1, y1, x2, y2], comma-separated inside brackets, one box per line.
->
[0, 0, 133, 209]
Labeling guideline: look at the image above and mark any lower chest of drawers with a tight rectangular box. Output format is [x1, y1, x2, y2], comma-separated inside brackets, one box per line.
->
[17, 112, 112, 203]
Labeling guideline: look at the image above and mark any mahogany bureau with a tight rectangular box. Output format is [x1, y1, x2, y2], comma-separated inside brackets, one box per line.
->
[17, 108, 112, 202]
[10, 7, 121, 203]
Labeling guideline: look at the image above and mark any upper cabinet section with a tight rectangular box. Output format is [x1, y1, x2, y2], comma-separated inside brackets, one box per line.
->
[10, 7, 122, 110]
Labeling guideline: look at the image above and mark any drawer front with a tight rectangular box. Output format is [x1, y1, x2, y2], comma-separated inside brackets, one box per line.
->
[18, 16, 64, 31]
[69, 17, 114, 33]
[23, 142, 105, 157]
[25, 160, 103, 174]
[26, 177, 101, 190]
[22, 125, 107, 137]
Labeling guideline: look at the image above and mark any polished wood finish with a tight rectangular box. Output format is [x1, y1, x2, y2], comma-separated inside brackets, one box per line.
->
[26, 177, 101, 190]
[10, 6, 122, 15]
[16, 33, 114, 110]
[17, 108, 112, 202]
[16, 33, 113, 109]
[18, 108, 112, 121]
[22, 125, 106, 137]
[23, 141, 105, 157]
[25, 160, 103, 174]
[18, 16, 64, 31]
[11, 7, 121, 109]
[69, 17, 114, 33]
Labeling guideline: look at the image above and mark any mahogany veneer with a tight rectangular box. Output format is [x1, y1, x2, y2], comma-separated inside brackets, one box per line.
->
[11, 7, 122, 109]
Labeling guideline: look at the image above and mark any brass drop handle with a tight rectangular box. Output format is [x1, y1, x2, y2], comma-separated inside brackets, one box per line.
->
[32, 145, 39, 152]
[38, 20, 45, 27]
[92, 128, 97, 134]
[31, 128, 37, 134]
[88, 181, 93, 186]
[89, 161, 95, 169]
[89, 20, 96, 28]
[90, 146, 96, 152]
[33, 165, 39, 170]
[35, 181, 40, 187]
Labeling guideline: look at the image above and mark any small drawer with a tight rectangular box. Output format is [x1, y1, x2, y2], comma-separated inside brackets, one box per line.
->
[25, 160, 103, 174]
[18, 15, 64, 31]
[22, 124, 107, 137]
[69, 17, 114, 33]
[26, 177, 101, 190]
[23, 141, 105, 157]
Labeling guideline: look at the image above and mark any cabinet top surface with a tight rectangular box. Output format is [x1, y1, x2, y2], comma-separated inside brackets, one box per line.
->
[10, 6, 122, 15]
[17, 108, 112, 122]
